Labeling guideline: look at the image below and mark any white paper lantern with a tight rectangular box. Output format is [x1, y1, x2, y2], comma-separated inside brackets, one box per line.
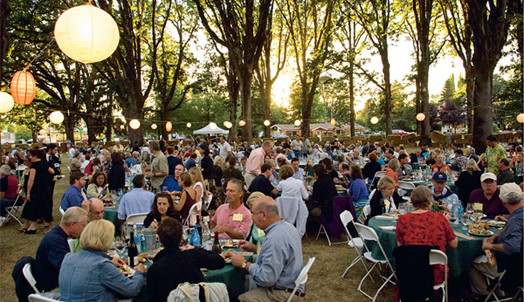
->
[370, 116, 379, 124]
[0, 92, 14, 113]
[209, 122, 217, 130]
[416, 113, 426, 122]
[166, 121, 173, 132]
[517, 113, 524, 123]
[120, 124, 125, 129]
[263, 120, 271, 127]
[129, 119, 140, 129]
[223, 121, 232, 129]
[54, 3, 120, 63]
[294, 120, 301, 127]
[186, 122, 191, 128]
[239, 120, 246, 127]
[49, 111, 65, 124]
[151, 123, 157, 130]
[39, 129, 46, 136]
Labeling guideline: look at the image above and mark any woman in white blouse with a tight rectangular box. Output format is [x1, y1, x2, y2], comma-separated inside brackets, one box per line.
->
[277, 165, 309, 200]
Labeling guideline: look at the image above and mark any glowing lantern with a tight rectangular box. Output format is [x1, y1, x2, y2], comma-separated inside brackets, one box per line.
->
[49, 111, 65, 124]
[416, 113, 426, 122]
[294, 120, 301, 127]
[223, 121, 232, 129]
[11, 70, 36, 105]
[0, 92, 14, 113]
[330, 118, 336, 126]
[129, 119, 140, 129]
[54, 3, 120, 63]
[370, 116, 379, 124]
[39, 129, 46, 136]
[166, 122, 173, 132]
[263, 120, 271, 127]
[517, 113, 524, 123]
[239, 120, 246, 127]
[151, 123, 157, 130]
[209, 122, 217, 130]
[186, 123, 191, 128]
[120, 125, 124, 129]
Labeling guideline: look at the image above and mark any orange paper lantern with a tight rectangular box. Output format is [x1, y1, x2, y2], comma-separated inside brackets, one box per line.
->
[11, 70, 36, 105]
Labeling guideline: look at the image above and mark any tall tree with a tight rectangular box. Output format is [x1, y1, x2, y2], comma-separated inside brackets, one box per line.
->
[193, 0, 273, 141]
[0, 0, 9, 83]
[466, 0, 513, 153]
[280, 0, 335, 137]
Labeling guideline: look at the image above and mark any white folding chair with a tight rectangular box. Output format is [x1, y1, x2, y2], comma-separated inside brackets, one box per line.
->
[286, 257, 315, 302]
[184, 203, 200, 227]
[372, 171, 386, 187]
[339, 211, 373, 280]
[203, 193, 213, 209]
[354, 223, 396, 301]
[398, 181, 416, 198]
[23, 263, 40, 294]
[430, 249, 448, 302]
[28, 294, 60, 302]
[4, 189, 26, 226]
[125, 213, 148, 226]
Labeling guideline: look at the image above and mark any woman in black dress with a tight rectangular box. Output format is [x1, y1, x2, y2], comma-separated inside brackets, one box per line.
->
[107, 152, 125, 194]
[311, 164, 338, 221]
[455, 159, 482, 208]
[19, 149, 52, 234]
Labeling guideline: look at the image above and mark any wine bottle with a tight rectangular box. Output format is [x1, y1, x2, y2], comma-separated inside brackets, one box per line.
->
[211, 232, 222, 254]
[128, 231, 138, 267]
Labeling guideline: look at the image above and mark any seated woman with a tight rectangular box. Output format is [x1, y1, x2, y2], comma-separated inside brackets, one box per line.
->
[455, 159, 482, 208]
[86, 171, 111, 202]
[310, 164, 337, 220]
[365, 176, 404, 224]
[362, 151, 382, 183]
[396, 186, 458, 285]
[277, 165, 309, 200]
[59, 220, 146, 301]
[385, 159, 400, 190]
[144, 192, 177, 229]
[245, 191, 267, 246]
[348, 165, 369, 209]
[147, 217, 227, 302]
[321, 158, 339, 181]
[174, 172, 197, 224]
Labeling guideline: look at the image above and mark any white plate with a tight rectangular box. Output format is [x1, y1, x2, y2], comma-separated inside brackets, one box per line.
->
[468, 230, 494, 237]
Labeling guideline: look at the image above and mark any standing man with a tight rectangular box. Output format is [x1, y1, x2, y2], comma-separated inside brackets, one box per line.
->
[45, 144, 61, 227]
[484, 135, 507, 174]
[219, 136, 232, 159]
[291, 135, 304, 158]
[228, 196, 305, 301]
[147, 141, 168, 193]
[245, 140, 274, 187]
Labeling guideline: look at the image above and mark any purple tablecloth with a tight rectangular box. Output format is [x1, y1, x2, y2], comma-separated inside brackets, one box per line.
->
[320, 195, 357, 238]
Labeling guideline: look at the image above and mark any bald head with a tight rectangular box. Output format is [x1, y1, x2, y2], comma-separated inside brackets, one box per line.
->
[88, 198, 105, 221]
[252, 196, 280, 230]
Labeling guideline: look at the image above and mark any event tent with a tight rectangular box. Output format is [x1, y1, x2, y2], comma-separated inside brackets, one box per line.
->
[192, 123, 229, 135]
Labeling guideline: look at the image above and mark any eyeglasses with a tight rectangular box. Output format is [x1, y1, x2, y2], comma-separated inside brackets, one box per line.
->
[252, 211, 264, 216]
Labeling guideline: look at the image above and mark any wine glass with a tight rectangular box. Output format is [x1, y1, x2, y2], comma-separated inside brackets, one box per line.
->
[114, 236, 126, 257]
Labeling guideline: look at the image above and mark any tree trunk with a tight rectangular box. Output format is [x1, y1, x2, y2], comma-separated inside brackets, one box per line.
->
[64, 113, 75, 144]
[381, 46, 392, 135]
[472, 70, 493, 154]
[105, 118, 113, 142]
[349, 61, 355, 136]
[239, 67, 254, 142]
[0, 0, 9, 82]
[465, 66, 475, 133]
[159, 110, 169, 141]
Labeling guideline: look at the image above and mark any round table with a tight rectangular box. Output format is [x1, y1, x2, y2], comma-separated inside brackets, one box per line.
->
[366, 216, 489, 278]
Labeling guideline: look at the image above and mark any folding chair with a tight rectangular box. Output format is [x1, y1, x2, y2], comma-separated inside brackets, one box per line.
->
[398, 181, 416, 201]
[286, 257, 315, 302]
[184, 203, 200, 227]
[354, 223, 396, 301]
[23, 263, 60, 300]
[4, 188, 26, 226]
[430, 249, 448, 302]
[125, 213, 148, 226]
[28, 294, 60, 302]
[339, 210, 373, 280]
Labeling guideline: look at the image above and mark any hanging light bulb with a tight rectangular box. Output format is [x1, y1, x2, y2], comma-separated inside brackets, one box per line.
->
[166, 121, 173, 132]
[186, 122, 192, 128]
[49, 111, 65, 124]
[0, 92, 15, 113]
[224, 121, 232, 129]
[330, 118, 336, 126]
[416, 113, 426, 122]
[209, 122, 217, 130]
[263, 120, 271, 127]
[294, 120, 301, 127]
[370, 116, 379, 124]
[129, 119, 140, 129]
[239, 120, 246, 127]
[151, 123, 157, 130]
[517, 113, 524, 123]
[120, 125, 125, 129]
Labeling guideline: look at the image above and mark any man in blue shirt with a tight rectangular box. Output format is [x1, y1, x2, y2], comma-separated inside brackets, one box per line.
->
[185, 153, 197, 171]
[291, 157, 305, 180]
[229, 196, 305, 301]
[117, 174, 155, 221]
[60, 172, 89, 212]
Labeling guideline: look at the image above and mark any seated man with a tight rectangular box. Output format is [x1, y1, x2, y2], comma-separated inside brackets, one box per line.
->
[185, 153, 197, 171]
[228, 196, 305, 301]
[161, 164, 184, 194]
[248, 164, 278, 197]
[429, 172, 459, 209]
[291, 157, 305, 180]
[87, 198, 105, 221]
[334, 162, 351, 187]
[210, 179, 253, 239]
[117, 174, 155, 221]
[60, 172, 89, 212]
[32, 207, 87, 293]
[469, 183, 523, 296]
[497, 158, 514, 185]
[146, 217, 226, 301]
[398, 153, 413, 179]
[468, 173, 509, 219]
[0, 165, 20, 223]
[451, 149, 468, 171]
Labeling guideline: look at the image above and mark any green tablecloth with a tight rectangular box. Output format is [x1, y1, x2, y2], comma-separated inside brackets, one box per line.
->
[366, 216, 487, 278]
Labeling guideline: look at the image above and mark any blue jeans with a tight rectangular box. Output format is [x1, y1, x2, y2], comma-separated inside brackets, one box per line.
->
[293, 150, 302, 157]
[0, 197, 16, 216]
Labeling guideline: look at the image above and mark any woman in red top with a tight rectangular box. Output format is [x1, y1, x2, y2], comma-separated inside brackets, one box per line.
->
[396, 186, 458, 285]
[385, 158, 400, 189]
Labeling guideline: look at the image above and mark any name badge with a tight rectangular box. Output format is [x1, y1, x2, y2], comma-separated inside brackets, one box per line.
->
[233, 213, 243, 221]
[257, 229, 265, 237]
[473, 203, 483, 211]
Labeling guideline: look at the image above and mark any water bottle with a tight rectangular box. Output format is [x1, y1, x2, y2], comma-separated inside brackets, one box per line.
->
[451, 203, 459, 226]
[190, 225, 201, 247]
[457, 203, 463, 226]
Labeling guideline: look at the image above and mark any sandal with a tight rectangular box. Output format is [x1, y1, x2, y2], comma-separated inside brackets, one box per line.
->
[17, 227, 28, 233]
[24, 229, 37, 234]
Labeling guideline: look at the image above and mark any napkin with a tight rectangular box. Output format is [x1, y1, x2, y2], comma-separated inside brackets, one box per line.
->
[375, 215, 397, 221]
[379, 226, 396, 231]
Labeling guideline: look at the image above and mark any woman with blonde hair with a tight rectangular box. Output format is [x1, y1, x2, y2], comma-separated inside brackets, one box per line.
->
[385, 158, 400, 189]
[455, 159, 482, 207]
[59, 220, 146, 301]
[189, 167, 205, 203]
[365, 176, 403, 224]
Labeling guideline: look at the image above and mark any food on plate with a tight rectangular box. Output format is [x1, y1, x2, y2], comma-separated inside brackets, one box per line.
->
[469, 221, 489, 231]
[468, 228, 493, 236]
[487, 220, 506, 228]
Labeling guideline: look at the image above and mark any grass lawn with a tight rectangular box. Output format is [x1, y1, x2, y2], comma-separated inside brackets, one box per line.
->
[0, 155, 396, 302]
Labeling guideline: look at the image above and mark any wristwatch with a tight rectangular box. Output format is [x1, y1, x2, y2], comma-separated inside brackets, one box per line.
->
[241, 261, 248, 269]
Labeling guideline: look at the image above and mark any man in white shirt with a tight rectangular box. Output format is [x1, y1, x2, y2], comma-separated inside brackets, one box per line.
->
[291, 157, 305, 180]
[290, 135, 304, 158]
[219, 136, 232, 159]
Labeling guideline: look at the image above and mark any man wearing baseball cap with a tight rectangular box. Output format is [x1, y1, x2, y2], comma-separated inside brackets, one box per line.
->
[467, 172, 509, 219]
[469, 182, 523, 297]
[429, 172, 459, 209]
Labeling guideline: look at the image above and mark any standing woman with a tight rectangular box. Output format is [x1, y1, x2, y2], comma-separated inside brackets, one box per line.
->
[199, 146, 214, 190]
[19, 149, 53, 234]
[189, 167, 205, 203]
[107, 152, 125, 194]
[174, 172, 196, 224]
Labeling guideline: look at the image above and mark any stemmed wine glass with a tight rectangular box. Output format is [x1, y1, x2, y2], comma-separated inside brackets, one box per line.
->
[114, 236, 126, 258]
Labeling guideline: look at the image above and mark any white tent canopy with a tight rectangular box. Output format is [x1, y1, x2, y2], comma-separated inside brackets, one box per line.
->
[193, 123, 229, 135]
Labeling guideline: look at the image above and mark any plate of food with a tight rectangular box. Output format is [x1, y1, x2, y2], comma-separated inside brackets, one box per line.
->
[222, 239, 239, 248]
[118, 264, 135, 277]
[468, 228, 494, 237]
[487, 220, 506, 228]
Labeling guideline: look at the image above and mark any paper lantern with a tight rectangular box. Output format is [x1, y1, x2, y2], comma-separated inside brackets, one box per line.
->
[263, 120, 271, 127]
[330, 118, 336, 126]
[416, 113, 426, 122]
[39, 129, 46, 136]
[370, 116, 379, 124]
[166, 121, 173, 132]
[11, 70, 36, 105]
[54, 3, 120, 63]
[294, 120, 301, 127]
[151, 123, 157, 130]
[129, 119, 140, 129]
[223, 121, 232, 129]
[210, 122, 217, 130]
[239, 120, 246, 127]
[186, 122, 191, 128]
[120, 125, 125, 129]
[0, 92, 14, 113]
[517, 113, 524, 123]
[49, 111, 64, 124]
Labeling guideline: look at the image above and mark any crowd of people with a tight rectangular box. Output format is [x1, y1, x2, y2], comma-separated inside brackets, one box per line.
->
[3, 133, 522, 301]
